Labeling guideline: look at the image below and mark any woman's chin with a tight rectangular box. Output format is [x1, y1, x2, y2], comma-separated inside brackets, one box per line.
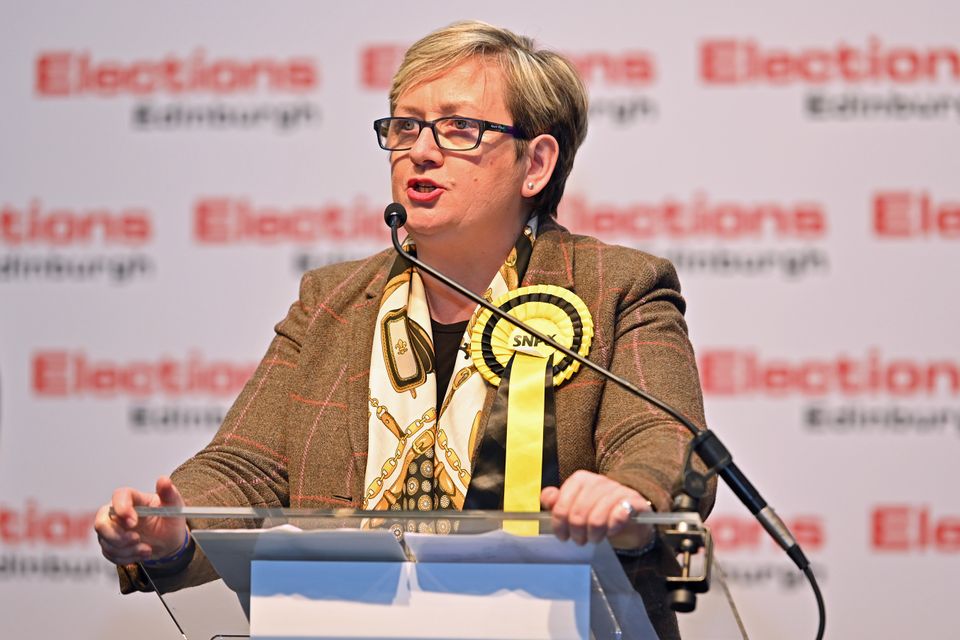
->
[404, 217, 464, 245]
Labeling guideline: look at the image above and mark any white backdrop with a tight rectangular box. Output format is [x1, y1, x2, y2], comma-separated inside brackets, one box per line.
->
[1, 2, 958, 638]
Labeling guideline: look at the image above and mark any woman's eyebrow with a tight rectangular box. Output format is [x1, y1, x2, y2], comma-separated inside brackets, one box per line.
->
[394, 100, 479, 118]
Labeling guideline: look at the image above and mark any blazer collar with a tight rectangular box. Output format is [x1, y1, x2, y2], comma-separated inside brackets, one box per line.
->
[523, 215, 576, 291]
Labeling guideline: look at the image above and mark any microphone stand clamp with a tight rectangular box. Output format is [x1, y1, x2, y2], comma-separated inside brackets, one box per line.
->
[663, 430, 723, 612]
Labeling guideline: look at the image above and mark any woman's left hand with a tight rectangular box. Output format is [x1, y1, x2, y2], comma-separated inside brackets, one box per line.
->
[541, 470, 654, 547]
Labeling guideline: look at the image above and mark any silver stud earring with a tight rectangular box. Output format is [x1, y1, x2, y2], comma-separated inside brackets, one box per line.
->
[527, 182, 535, 189]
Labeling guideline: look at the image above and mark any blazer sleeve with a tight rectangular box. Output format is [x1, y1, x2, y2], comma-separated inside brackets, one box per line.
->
[594, 253, 717, 518]
[117, 270, 320, 593]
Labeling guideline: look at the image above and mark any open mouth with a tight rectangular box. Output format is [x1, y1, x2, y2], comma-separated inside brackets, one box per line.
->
[408, 179, 441, 193]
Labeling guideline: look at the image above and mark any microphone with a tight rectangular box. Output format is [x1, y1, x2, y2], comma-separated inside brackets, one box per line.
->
[382, 202, 824, 635]
[384, 202, 407, 229]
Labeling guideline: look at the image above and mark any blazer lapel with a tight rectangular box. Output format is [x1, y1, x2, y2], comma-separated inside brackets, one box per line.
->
[346, 253, 393, 505]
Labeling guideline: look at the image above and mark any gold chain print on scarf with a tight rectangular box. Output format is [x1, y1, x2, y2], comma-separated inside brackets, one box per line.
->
[364, 397, 437, 510]
[362, 219, 540, 526]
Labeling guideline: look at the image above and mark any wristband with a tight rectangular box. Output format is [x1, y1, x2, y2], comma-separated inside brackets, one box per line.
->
[142, 529, 191, 567]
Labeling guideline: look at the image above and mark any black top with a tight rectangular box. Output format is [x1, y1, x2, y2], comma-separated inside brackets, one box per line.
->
[431, 318, 470, 406]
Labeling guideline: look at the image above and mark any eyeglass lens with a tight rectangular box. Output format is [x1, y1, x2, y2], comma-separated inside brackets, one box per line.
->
[379, 118, 482, 150]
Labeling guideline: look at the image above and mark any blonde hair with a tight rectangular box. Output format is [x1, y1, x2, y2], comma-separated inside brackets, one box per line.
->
[390, 21, 588, 217]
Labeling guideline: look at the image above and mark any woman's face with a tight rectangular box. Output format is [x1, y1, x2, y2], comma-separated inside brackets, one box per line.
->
[390, 58, 530, 248]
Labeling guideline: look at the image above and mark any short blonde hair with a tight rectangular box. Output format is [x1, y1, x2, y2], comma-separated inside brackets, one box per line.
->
[390, 21, 588, 218]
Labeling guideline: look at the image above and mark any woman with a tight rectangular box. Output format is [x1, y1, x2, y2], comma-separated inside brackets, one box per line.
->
[96, 20, 713, 637]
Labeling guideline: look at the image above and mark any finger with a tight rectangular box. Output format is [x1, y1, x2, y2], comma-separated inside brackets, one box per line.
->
[605, 499, 632, 536]
[100, 541, 153, 565]
[568, 474, 611, 545]
[586, 491, 627, 543]
[553, 473, 592, 544]
[96, 521, 140, 547]
[94, 505, 119, 540]
[549, 476, 587, 542]
[110, 488, 136, 528]
[607, 495, 649, 536]
[540, 486, 560, 510]
[99, 536, 146, 556]
[112, 487, 153, 529]
[95, 505, 135, 544]
[102, 550, 151, 566]
[156, 476, 185, 507]
[567, 474, 640, 545]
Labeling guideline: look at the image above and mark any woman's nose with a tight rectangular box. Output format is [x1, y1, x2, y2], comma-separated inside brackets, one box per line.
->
[408, 125, 444, 166]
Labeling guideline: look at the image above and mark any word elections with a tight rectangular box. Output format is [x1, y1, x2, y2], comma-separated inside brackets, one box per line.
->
[0, 201, 151, 246]
[0, 201, 155, 283]
[701, 37, 960, 85]
[0, 501, 116, 582]
[32, 351, 256, 398]
[699, 349, 960, 397]
[560, 193, 826, 241]
[35, 50, 318, 97]
[360, 45, 655, 90]
[0, 501, 92, 547]
[193, 197, 390, 244]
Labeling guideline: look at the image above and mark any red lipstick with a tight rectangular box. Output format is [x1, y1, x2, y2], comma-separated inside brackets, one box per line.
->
[406, 178, 444, 204]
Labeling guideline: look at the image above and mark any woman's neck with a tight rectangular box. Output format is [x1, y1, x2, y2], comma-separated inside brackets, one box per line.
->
[415, 224, 523, 324]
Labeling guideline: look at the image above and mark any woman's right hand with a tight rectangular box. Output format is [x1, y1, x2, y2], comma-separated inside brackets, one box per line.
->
[94, 476, 187, 565]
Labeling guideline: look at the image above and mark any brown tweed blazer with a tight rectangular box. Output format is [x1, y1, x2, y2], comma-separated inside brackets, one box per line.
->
[122, 217, 715, 638]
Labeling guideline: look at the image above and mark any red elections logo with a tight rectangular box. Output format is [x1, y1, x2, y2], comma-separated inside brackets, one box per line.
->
[359, 44, 655, 89]
[872, 191, 960, 238]
[872, 505, 960, 552]
[0, 200, 156, 284]
[193, 197, 390, 245]
[31, 351, 256, 398]
[0, 200, 152, 247]
[0, 500, 120, 582]
[35, 49, 319, 97]
[700, 37, 960, 85]
[561, 193, 826, 241]
[561, 193, 830, 279]
[0, 501, 94, 547]
[699, 349, 960, 397]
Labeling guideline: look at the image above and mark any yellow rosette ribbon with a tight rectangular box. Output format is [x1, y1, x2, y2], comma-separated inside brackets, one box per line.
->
[469, 285, 593, 534]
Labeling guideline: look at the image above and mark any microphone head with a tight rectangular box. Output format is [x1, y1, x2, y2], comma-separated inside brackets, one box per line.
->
[383, 203, 407, 228]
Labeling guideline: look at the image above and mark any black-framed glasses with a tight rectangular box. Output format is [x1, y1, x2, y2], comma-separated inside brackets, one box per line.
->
[373, 116, 525, 151]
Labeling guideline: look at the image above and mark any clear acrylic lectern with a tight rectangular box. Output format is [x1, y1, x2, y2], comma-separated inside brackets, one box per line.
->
[131, 507, 746, 640]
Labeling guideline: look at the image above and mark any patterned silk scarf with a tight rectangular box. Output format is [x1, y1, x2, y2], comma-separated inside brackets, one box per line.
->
[362, 219, 539, 518]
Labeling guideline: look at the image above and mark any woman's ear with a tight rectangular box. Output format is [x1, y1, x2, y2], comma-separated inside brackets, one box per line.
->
[522, 134, 560, 198]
